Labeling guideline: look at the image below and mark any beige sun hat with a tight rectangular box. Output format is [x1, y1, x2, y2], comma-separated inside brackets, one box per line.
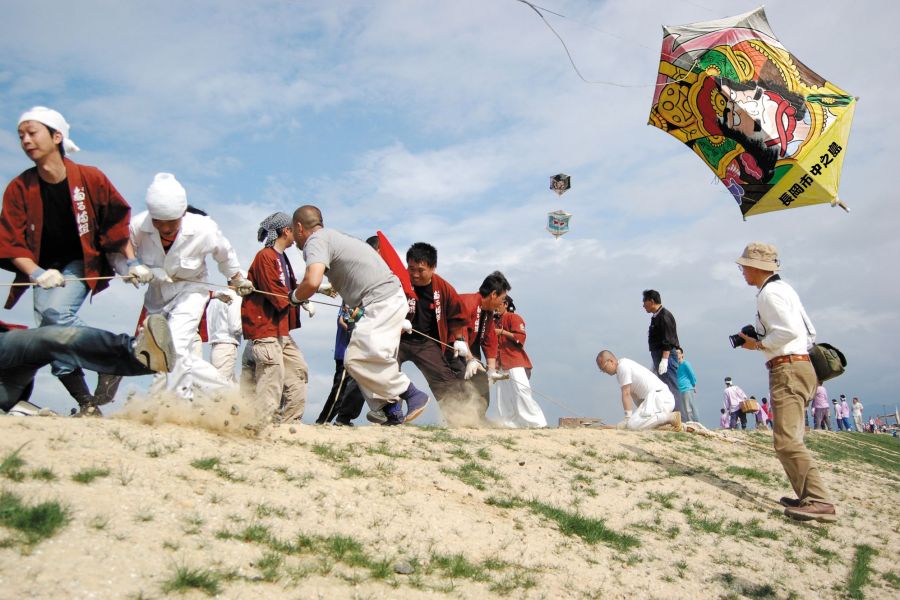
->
[736, 242, 780, 271]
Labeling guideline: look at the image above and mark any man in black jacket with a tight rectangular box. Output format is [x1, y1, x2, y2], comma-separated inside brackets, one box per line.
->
[642, 289, 681, 410]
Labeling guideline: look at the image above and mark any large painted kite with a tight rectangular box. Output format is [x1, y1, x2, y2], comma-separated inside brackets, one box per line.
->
[648, 7, 856, 217]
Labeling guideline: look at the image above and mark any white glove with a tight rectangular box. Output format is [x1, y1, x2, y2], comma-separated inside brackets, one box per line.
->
[148, 267, 173, 283]
[127, 262, 153, 287]
[657, 357, 668, 375]
[317, 283, 338, 298]
[464, 359, 485, 380]
[32, 268, 65, 289]
[232, 277, 254, 297]
[616, 409, 633, 429]
[486, 369, 509, 383]
[401, 319, 412, 334]
[300, 301, 316, 317]
[453, 340, 470, 360]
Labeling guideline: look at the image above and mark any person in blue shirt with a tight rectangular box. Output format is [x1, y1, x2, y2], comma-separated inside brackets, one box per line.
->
[675, 347, 698, 422]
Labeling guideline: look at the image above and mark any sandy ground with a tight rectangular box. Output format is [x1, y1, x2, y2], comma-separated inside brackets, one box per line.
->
[0, 406, 897, 600]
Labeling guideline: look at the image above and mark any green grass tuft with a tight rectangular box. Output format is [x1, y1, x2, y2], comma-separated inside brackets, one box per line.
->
[161, 565, 222, 596]
[28, 467, 56, 482]
[526, 500, 640, 552]
[0, 445, 28, 482]
[0, 490, 69, 545]
[725, 465, 773, 483]
[440, 461, 504, 490]
[848, 544, 877, 599]
[190, 457, 220, 470]
[71, 466, 110, 484]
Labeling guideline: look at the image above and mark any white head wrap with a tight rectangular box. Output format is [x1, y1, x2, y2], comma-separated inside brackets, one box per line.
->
[145, 173, 188, 220]
[18, 106, 80, 154]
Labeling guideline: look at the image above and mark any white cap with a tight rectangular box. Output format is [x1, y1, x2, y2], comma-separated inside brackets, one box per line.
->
[145, 173, 187, 220]
[18, 106, 80, 154]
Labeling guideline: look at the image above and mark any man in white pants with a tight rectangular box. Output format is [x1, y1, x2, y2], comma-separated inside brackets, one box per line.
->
[206, 290, 242, 383]
[116, 173, 253, 399]
[596, 350, 682, 431]
[288, 205, 429, 425]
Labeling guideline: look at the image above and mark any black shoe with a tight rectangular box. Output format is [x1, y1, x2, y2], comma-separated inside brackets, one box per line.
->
[383, 401, 405, 426]
[334, 419, 353, 427]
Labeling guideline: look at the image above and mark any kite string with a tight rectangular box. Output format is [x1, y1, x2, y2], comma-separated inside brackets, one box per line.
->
[515, 0, 700, 87]
[2, 273, 579, 418]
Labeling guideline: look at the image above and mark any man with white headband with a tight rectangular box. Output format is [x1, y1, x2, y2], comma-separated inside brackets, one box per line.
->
[114, 172, 253, 400]
[0, 106, 151, 415]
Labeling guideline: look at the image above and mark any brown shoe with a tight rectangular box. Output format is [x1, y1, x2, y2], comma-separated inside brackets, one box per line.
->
[779, 496, 802, 508]
[784, 501, 837, 523]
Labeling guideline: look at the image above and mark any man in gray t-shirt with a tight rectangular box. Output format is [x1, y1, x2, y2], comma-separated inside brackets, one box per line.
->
[302, 228, 399, 309]
[288, 205, 430, 425]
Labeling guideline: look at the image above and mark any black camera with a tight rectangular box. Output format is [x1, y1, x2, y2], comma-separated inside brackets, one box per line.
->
[729, 325, 759, 348]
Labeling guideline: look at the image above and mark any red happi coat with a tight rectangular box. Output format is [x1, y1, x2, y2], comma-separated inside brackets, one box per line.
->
[405, 273, 467, 348]
[0, 158, 131, 308]
[457, 292, 498, 361]
[496, 311, 532, 370]
[241, 246, 300, 340]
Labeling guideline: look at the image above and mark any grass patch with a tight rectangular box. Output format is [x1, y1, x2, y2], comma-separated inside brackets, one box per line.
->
[71, 467, 110, 484]
[0, 490, 69, 545]
[525, 500, 640, 552]
[190, 457, 220, 470]
[30, 468, 57, 482]
[339, 465, 366, 478]
[429, 552, 489, 582]
[161, 565, 221, 596]
[191, 457, 245, 483]
[647, 491, 679, 509]
[311, 443, 352, 463]
[805, 434, 900, 476]
[256, 551, 283, 582]
[848, 544, 877, 599]
[440, 461, 504, 491]
[0, 445, 28, 482]
[681, 503, 778, 540]
[883, 571, 900, 589]
[725, 465, 773, 484]
[253, 502, 288, 519]
[365, 440, 410, 460]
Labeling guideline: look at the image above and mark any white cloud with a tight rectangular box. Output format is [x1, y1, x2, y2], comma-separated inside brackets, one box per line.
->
[2, 0, 898, 424]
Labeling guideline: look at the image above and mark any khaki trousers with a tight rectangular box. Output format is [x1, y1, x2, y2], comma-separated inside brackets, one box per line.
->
[250, 336, 308, 423]
[770, 360, 830, 503]
[210, 342, 238, 383]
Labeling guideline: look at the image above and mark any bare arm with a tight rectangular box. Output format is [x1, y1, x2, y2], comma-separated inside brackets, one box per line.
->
[293, 263, 326, 301]
[11, 257, 40, 277]
[620, 384, 634, 414]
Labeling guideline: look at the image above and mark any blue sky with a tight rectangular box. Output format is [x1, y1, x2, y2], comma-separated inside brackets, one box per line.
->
[2, 0, 897, 425]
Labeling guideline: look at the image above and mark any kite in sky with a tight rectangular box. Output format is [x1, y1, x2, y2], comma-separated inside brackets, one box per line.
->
[648, 7, 856, 218]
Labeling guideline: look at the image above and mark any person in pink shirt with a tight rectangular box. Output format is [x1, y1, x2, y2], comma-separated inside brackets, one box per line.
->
[839, 395, 853, 431]
[719, 408, 730, 429]
[811, 384, 830, 430]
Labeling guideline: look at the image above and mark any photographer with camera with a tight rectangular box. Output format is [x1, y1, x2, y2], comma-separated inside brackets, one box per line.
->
[734, 242, 835, 523]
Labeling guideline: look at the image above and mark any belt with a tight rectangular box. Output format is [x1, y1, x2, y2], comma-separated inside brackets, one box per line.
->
[765, 354, 810, 370]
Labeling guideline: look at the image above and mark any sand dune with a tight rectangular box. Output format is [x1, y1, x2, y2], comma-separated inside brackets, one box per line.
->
[0, 411, 897, 599]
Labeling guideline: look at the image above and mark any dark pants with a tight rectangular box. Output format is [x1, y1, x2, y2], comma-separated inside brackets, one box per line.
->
[729, 410, 748, 430]
[0, 325, 152, 411]
[398, 337, 464, 404]
[650, 350, 680, 413]
[316, 359, 365, 424]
